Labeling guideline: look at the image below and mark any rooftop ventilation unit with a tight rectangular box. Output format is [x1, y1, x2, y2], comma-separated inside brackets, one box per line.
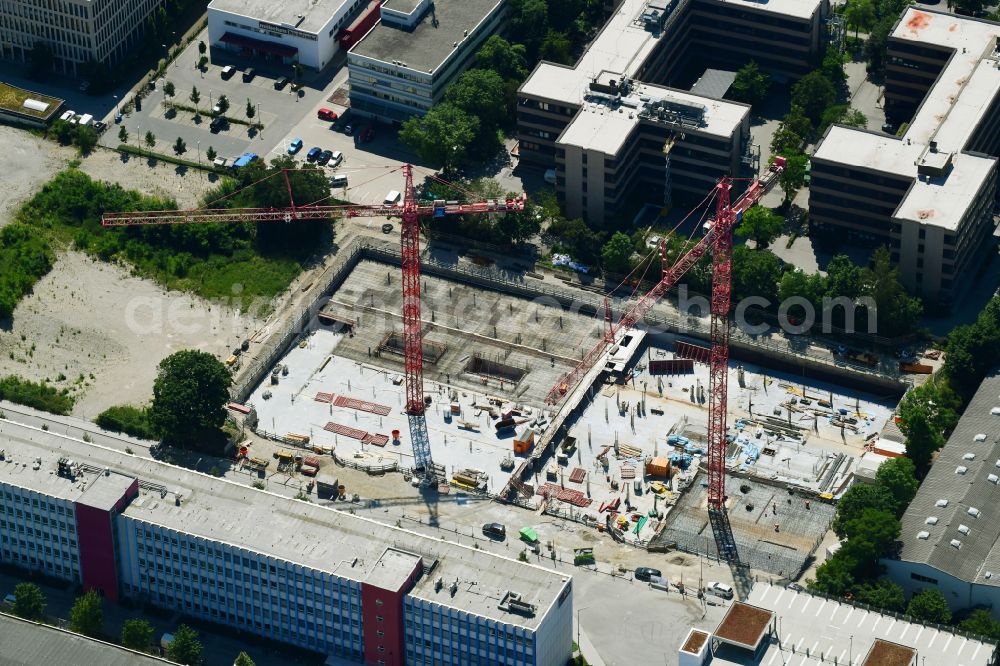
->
[969, 507, 982, 517]
[501, 591, 537, 617]
[926, 516, 939, 525]
[936, 499, 949, 507]
[976, 434, 987, 442]
[917, 531, 930, 540]
[435, 577, 443, 592]
[957, 466, 968, 475]
[450, 580, 458, 596]
[959, 524, 971, 535]
[989, 474, 999, 484]
[951, 539, 963, 549]
[991, 407, 1000, 415]
[964, 452, 977, 460]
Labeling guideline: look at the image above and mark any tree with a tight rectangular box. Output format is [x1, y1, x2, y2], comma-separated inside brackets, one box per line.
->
[163, 80, 175, 97]
[198, 40, 207, 55]
[399, 103, 479, 170]
[510, 0, 550, 57]
[206, 146, 217, 162]
[845, 0, 876, 38]
[959, 610, 1000, 640]
[198, 55, 209, 71]
[736, 205, 783, 248]
[539, 31, 573, 64]
[121, 618, 155, 652]
[791, 71, 836, 124]
[166, 624, 203, 666]
[445, 69, 510, 133]
[825, 255, 863, 300]
[148, 350, 232, 446]
[864, 17, 895, 77]
[27, 42, 54, 79]
[49, 119, 75, 145]
[945, 296, 1000, 398]
[852, 579, 905, 612]
[832, 483, 894, 537]
[74, 126, 99, 155]
[69, 589, 103, 637]
[173, 137, 187, 155]
[863, 246, 922, 337]
[601, 231, 635, 273]
[811, 552, 857, 596]
[144, 131, 156, 148]
[874, 456, 919, 515]
[840, 508, 900, 579]
[777, 153, 808, 207]
[730, 60, 770, 107]
[245, 99, 255, 118]
[731, 245, 783, 303]
[906, 589, 952, 624]
[771, 106, 812, 154]
[901, 405, 945, 475]
[475, 35, 529, 80]
[548, 217, 603, 263]
[215, 94, 230, 115]
[118, 125, 128, 144]
[234, 652, 256, 666]
[12, 582, 46, 621]
[190, 86, 201, 105]
[954, 0, 985, 15]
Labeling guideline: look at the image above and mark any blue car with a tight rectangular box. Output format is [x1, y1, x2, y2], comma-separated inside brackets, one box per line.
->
[306, 146, 322, 161]
[287, 138, 303, 154]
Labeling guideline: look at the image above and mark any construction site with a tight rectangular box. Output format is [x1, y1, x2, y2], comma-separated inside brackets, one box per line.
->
[237, 250, 899, 578]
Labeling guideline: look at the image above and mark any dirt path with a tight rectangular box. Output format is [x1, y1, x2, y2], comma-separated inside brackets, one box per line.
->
[0, 251, 259, 418]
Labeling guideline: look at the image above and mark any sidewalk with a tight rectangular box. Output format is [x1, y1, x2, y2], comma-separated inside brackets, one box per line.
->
[577, 627, 607, 666]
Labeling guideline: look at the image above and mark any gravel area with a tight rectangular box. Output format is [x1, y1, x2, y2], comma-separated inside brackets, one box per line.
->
[0, 251, 259, 419]
[0, 126, 70, 228]
[77, 147, 219, 209]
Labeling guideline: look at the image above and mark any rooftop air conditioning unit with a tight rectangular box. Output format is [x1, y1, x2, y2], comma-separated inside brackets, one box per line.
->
[951, 539, 962, 549]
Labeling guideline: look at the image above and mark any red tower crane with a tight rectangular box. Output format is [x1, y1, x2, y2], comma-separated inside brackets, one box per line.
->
[102, 164, 528, 480]
[545, 159, 785, 558]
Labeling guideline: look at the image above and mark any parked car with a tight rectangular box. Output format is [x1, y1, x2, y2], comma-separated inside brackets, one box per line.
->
[344, 124, 354, 136]
[329, 150, 343, 167]
[317, 149, 334, 165]
[287, 138, 303, 154]
[93, 120, 107, 134]
[706, 581, 734, 599]
[210, 116, 227, 132]
[242, 67, 256, 82]
[274, 76, 289, 90]
[306, 146, 322, 161]
[317, 108, 337, 121]
[330, 174, 349, 188]
[634, 567, 662, 582]
[482, 523, 506, 539]
[786, 582, 804, 592]
[114, 112, 123, 124]
[221, 65, 236, 79]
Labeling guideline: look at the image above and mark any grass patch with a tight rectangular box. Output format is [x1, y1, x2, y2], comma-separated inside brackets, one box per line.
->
[95, 405, 156, 440]
[0, 82, 62, 118]
[0, 376, 74, 415]
[116, 144, 216, 173]
[16, 168, 307, 309]
[0, 224, 54, 319]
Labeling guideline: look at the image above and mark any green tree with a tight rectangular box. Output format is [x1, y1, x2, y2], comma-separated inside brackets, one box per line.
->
[245, 99, 255, 118]
[173, 137, 187, 155]
[791, 71, 836, 124]
[825, 255, 863, 300]
[863, 246, 922, 337]
[901, 405, 945, 475]
[69, 589, 103, 637]
[198, 40, 207, 55]
[166, 624, 203, 666]
[539, 31, 573, 64]
[399, 103, 479, 170]
[148, 350, 232, 446]
[198, 55, 209, 71]
[852, 578, 905, 612]
[906, 589, 952, 624]
[777, 153, 809, 207]
[475, 35, 529, 80]
[50, 119, 75, 145]
[821, 50, 848, 86]
[945, 296, 1000, 399]
[118, 125, 128, 144]
[206, 146, 217, 162]
[731, 245, 783, 303]
[832, 483, 895, 537]
[958, 610, 1000, 640]
[778, 269, 827, 311]
[954, 0, 985, 15]
[163, 80, 175, 97]
[74, 126, 99, 155]
[771, 106, 812, 154]
[121, 618, 155, 652]
[874, 456, 919, 515]
[845, 0, 876, 38]
[810, 552, 857, 596]
[234, 652, 256, 666]
[840, 508, 900, 579]
[864, 17, 895, 76]
[548, 217, 602, 263]
[190, 86, 201, 105]
[510, 0, 550, 57]
[445, 69, 509, 132]
[27, 42, 54, 79]
[144, 131, 156, 148]
[729, 60, 770, 107]
[736, 205, 783, 248]
[12, 582, 46, 621]
[601, 231, 635, 273]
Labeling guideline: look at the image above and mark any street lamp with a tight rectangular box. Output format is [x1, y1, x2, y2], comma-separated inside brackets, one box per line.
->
[113, 94, 120, 116]
[576, 605, 594, 653]
[197, 140, 201, 167]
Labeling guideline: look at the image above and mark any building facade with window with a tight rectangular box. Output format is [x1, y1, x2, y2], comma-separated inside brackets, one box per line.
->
[809, 9, 1000, 305]
[0, 419, 573, 666]
[207, 0, 376, 70]
[0, 0, 166, 75]
[346, 0, 507, 123]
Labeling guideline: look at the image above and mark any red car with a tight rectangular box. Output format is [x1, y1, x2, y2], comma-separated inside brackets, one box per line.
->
[317, 108, 337, 121]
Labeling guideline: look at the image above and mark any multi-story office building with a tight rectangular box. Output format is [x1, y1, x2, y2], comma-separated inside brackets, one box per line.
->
[0, 0, 166, 75]
[207, 0, 377, 70]
[517, 0, 829, 224]
[0, 419, 572, 666]
[809, 9, 1000, 304]
[347, 0, 507, 123]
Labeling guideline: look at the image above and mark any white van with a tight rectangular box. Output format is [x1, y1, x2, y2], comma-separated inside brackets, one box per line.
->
[384, 190, 401, 205]
[705, 581, 734, 599]
[329, 150, 343, 167]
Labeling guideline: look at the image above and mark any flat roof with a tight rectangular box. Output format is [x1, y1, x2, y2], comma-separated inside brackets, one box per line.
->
[0, 418, 570, 628]
[814, 9, 1000, 229]
[703, 583, 997, 666]
[364, 547, 422, 592]
[208, 0, 349, 33]
[713, 602, 773, 649]
[349, 0, 503, 74]
[895, 370, 1000, 586]
[862, 639, 917, 666]
[0, 612, 179, 665]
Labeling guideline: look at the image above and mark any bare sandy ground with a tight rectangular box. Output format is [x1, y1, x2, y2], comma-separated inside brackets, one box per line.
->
[77, 148, 218, 209]
[0, 251, 259, 419]
[0, 126, 70, 228]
